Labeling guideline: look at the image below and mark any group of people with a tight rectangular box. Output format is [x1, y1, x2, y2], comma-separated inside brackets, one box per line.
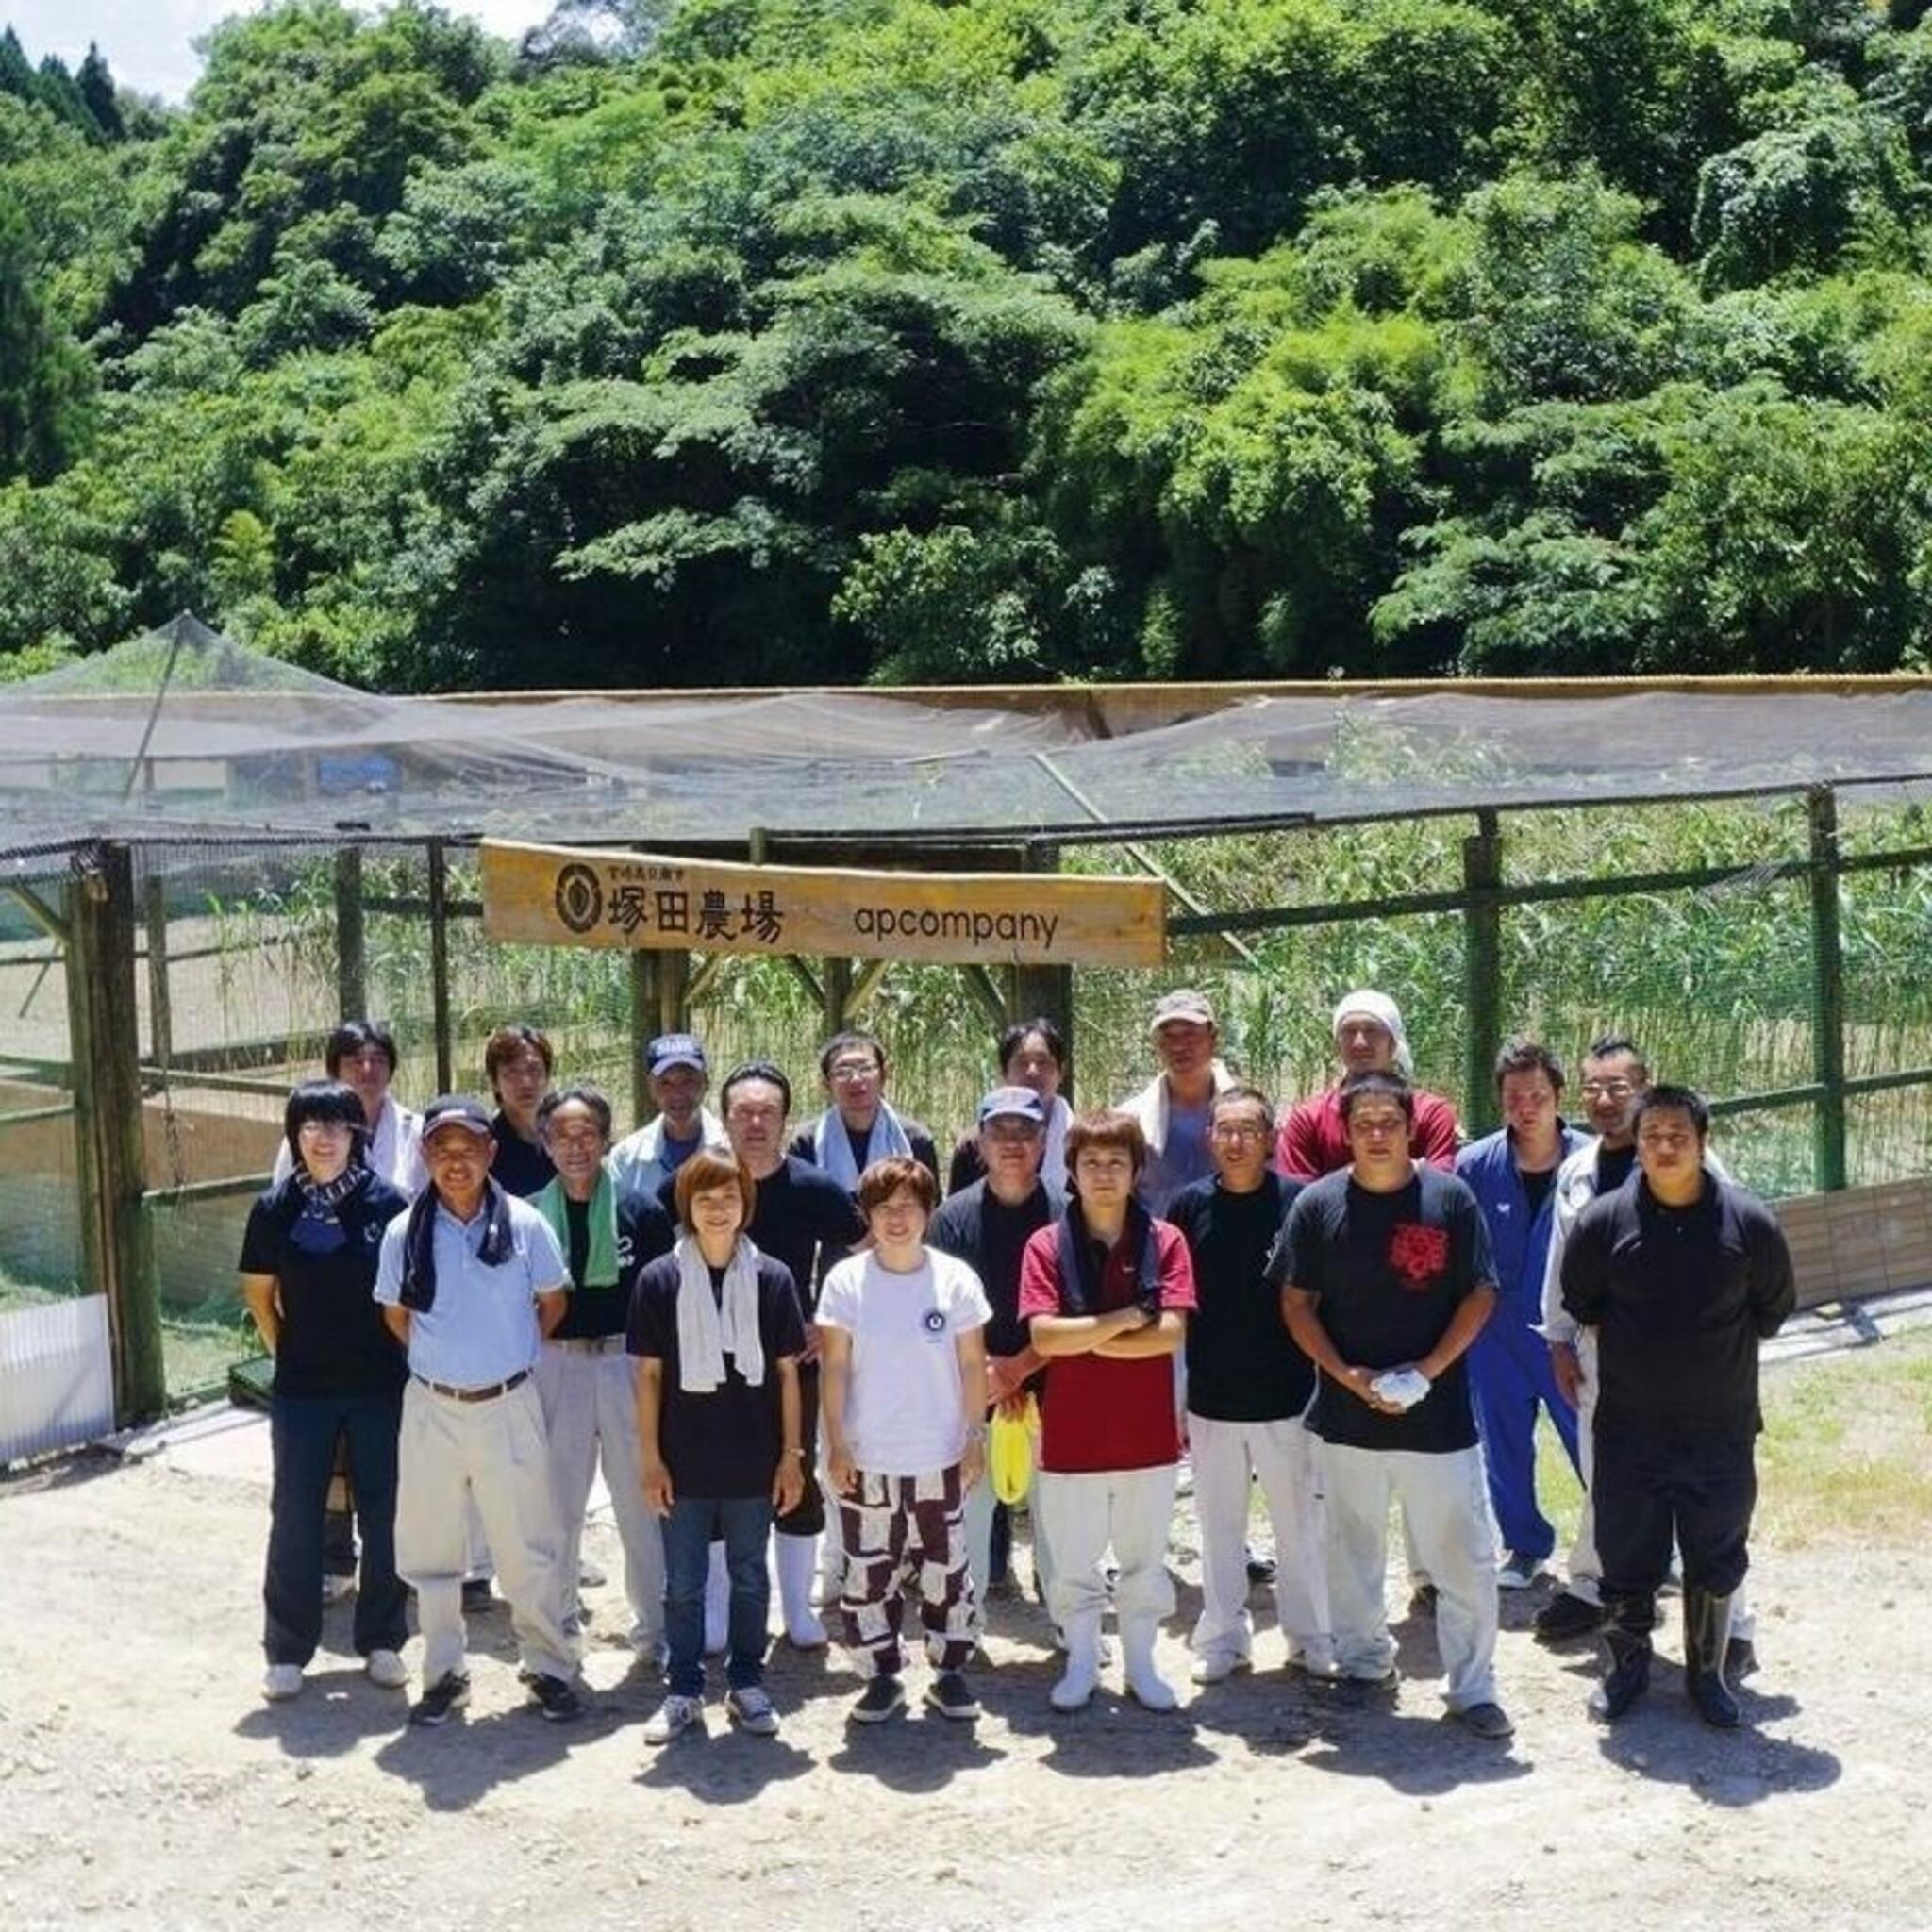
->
[241, 986, 1796, 1749]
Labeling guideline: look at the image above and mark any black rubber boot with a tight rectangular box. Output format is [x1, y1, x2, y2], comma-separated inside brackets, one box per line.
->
[1588, 1592, 1654, 1722]
[1684, 1586, 1741, 1729]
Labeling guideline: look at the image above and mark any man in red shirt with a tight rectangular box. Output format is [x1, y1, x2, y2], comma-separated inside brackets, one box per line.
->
[1021, 1111, 1197, 1713]
[1276, 990, 1460, 1181]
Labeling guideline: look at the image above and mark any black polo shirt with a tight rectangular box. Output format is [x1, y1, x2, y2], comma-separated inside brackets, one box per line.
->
[1169, 1172, 1312, 1423]
[1271, 1165, 1495, 1454]
[240, 1174, 409, 1399]
[1560, 1174, 1796, 1438]
[927, 1176, 1063, 1360]
[740, 1157, 865, 1318]
[627, 1254, 808, 1497]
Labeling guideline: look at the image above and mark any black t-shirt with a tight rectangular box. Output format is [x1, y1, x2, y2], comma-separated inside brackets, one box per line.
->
[1595, 1143, 1638, 1194]
[1520, 1166, 1556, 1218]
[239, 1174, 410, 1400]
[551, 1188, 675, 1340]
[787, 1117, 941, 1190]
[1559, 1174, 1796, 1438]
[947, 1131, 986, 1196]
[738, 1157, 865, 1317]
[626, 1253, 808, 1497]
[927, 1177, 1064, 1361]
[490, 1114, 555, 1198]
[1169, 1173, 1312, 1424]
[1271, 1165, 1495, 1454]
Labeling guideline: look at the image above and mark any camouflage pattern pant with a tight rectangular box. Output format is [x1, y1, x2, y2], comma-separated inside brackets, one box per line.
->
[837, 1465, 980, 1678]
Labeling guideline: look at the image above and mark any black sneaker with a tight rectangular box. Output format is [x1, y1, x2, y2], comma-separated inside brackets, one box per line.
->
[526, 1673, 585, 1723]
[924, 1672, 981, 1721]
[408, 1672, 471, 1726]
[460, 1578, 494, 1613]
[1533, 1591, 1606, 1643]
[1448, 1700, 1515, 1740]
[1244, 1543, 1277, 1585]
[1407, 1583, 1439, 1616]
[849, 1675, 907, 1724]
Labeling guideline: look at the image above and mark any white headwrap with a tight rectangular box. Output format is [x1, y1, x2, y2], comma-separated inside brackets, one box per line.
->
[1333, 990, 1414, 1076]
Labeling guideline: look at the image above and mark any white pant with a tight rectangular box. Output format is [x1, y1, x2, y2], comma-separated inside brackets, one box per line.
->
[962, 1460, 1057, 1608]
[1323, 1441, 1497, 1710]
[1188, 1412, 1331, 1667]
[1036, 1464, 1177, 1632]
[1567, 1332, 1754, 1636]
[396, 1376, 577, 1686]
[534, 1339, 664, 1649]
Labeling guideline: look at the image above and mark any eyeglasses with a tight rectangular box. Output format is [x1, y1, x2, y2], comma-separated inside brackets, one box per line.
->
[1580, 1080, 1636, 1098]
[828, 1061, 880, 1082]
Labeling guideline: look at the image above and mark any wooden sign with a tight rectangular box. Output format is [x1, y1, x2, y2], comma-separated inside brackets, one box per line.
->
[480, 839, 1166, 967]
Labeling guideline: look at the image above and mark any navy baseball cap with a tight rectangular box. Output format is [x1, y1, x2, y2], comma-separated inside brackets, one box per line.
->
[978, 1085, 1047, 1127]
[645, 1033, 708, 1075]
[421, 1094, 493, 1139]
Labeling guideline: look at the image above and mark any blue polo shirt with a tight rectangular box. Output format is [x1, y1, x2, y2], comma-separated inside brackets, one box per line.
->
[373, 1191, 568, 1388]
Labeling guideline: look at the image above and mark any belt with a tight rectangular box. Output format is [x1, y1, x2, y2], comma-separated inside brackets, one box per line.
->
[549, 1334, 625, 1355]
[413, 1368, 530, 1403]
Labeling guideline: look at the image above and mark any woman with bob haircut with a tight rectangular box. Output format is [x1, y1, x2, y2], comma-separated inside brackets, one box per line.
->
[628, 1149, 808, 1742]
[240, 1079, 412, 1703]
[818, 1156, 991, 1724]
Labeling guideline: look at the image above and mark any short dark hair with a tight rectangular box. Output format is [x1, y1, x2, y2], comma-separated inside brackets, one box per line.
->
[721, 1059, 792, 1117]
[1633, 1085, 1709, 1140]
[1493, 1038, 1564, 1094]
[999, 1016, 1067, 1074]
[1338, 1070, 1415, 1123]
[1584, 1033, 1649, 1081]
[819, 1029, 886, 1080]
[1065, 1108, 1148, 1176]
[537, 1084, 612, 1141]
[324, 1019, 397, 1079]
[1212, 1084, 1275, 1132]
[857, 1156, 939, 1215]
[484, 1023, 554, 1089]
[673, 1149, 758, 1229]
[284, 1078, 368, 1166]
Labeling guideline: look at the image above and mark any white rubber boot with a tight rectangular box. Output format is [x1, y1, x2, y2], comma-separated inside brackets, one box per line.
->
[1050, 1612, 1102, 1711]
[704, 1540, 729, 1656]
[1122, 1617, 1178, 1711]
[775, 1531, 828, 1648]
[814, 1507, 844, 1607]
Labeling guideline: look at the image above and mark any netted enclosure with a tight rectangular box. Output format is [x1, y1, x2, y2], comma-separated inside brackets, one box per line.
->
[4, 617, 1931, 1421]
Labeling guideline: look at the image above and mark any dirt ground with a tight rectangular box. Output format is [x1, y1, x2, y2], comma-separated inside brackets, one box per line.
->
[0, 1409, 1924, 1932]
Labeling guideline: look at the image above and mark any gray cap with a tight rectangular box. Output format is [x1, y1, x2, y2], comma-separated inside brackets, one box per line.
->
[421, 1093, 493, 1140]
[978, 1085, 1047, 1127]
[1150, 988, 1215, 1032]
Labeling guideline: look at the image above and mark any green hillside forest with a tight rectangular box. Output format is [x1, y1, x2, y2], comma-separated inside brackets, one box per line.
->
[7, 0, 1932, 691]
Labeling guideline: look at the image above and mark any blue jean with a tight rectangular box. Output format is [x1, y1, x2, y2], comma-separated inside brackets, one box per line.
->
[663, 1494, 772, 1697]
[265, 1391, 407, 1665]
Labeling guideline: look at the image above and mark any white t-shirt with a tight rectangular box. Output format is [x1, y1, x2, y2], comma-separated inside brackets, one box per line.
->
[816, 1249, 991, 1478]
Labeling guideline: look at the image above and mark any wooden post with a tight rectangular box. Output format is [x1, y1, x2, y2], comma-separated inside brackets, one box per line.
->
[334, 847, 366, 1020]
[629, 953, 657, 1129]
[1461, 810, 1504, 1138]
[824, 957, 853, 1036]
[426, 838, 453, 1094]
[142, 872, 173, 1075]
[1808, 786, 1848, 1191]
[1012, 841, 1075, 1103]
[66, 842, 165, 1422]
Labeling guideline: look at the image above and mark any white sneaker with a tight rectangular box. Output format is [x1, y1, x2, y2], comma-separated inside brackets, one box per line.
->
[724, 1686, 780, 1736]
[1190, 1651, 1251, 1685]
[320, 1575, 354, 1606]
[643, 1693, 706, 1743]
[1497, 1552, 1541, 1591]
[365, 1648, 408, 1690]
[262, 1664, 305, 1702]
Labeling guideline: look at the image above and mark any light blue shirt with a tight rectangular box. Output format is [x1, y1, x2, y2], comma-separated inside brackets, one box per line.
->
[374, 1191, 567, 1388]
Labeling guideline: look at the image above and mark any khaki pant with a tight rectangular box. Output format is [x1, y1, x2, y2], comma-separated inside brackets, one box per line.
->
[396, 1376, 577, 1686]
[534, 1338, 664, 1650]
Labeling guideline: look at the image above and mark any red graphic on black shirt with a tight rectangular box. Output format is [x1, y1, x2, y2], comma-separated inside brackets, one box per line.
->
[1388, 1223, 1449, 1289]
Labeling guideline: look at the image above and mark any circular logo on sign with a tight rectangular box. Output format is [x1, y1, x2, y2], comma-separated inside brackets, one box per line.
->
[554, 863, 604, 934]
[921, 1308, 948, 1335]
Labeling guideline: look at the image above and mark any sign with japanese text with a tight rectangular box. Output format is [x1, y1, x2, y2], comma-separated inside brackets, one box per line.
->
[479, 840, 1166, 967]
